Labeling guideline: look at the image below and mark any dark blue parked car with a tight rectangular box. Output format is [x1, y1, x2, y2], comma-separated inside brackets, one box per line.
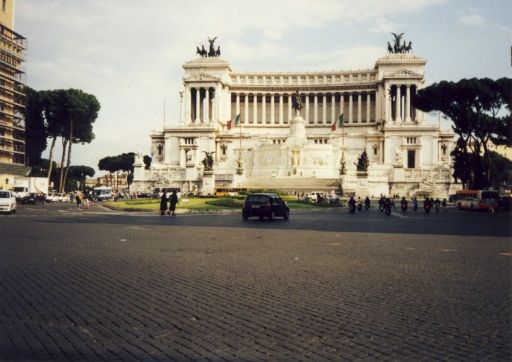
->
[242, 193, 289, 221]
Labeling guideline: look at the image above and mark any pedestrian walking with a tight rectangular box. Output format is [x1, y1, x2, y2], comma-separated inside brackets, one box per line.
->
[82, 193, 90, 209]
[441, 198, 448, 212]
[168, 190, 179, 216]
[159, 190, 168, 216]
[75, 194, 82, 209]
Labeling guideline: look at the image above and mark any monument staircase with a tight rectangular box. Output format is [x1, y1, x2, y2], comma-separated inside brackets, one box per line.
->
[238, 177, 339, 193]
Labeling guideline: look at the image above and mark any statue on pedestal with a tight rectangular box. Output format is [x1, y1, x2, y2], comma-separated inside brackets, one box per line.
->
[292, 90, 303, 113]
[388, 33, 413, 53]
[195, 37, 221, 58]
[202, 151, 215, 171]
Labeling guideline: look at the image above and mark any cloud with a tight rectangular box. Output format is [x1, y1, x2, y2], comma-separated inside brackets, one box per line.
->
[458, 13, 486, 27]
[370, 18, 401, 33]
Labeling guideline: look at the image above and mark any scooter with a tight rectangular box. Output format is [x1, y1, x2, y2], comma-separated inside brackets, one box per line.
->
[357, 202, 363, 212]
[383, 204, 391, 216]
[401, 203, 408, 213]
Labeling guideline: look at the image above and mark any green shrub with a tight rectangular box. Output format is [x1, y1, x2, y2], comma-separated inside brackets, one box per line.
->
[205, 198, 244, 208]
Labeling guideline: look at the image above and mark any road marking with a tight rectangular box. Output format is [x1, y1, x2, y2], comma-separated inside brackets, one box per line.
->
[435, 248, 456, 252]
[390, 212, 411, 218]
[499, 252, 512, 257]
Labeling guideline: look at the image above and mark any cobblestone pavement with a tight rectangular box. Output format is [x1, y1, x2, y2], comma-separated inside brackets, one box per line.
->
[0, 204, 511, 361]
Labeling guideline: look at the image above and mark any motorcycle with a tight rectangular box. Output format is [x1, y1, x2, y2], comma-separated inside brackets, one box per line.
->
[357, 202, 363, 212]
[424, 204, 431, 214]
[401, 203, 408, 213]
[383, 204, 391, 216]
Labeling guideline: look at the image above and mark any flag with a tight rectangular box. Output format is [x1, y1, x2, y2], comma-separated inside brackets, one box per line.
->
[228, 113, 241, 130]
[331, 113, 343, 131]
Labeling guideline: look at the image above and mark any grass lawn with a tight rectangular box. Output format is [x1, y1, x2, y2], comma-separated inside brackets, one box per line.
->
[103, 196, 342, 212]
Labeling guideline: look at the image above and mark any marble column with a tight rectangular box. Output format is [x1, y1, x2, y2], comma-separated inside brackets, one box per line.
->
[270, 94, 275, 124]
[395, 85, 401, 122]
[205, 87, 210, 124]
[195, 87, 200, 123]
[385, 84, 391, 122]
[262, 94, 266, 123]
[366, 93, 371, 123]
[187, 86, 192, 124]
[253, 93, 258, 123]
[314, 94, 318, 124]
[279, 94, 283, 124]
[331, 94, 336, 124]
[235, 93, 240, 122]
[288, 93, 292, 121]
[357, 92, 362, 123]
[244, 93, 249, 124]
[339, 93, 344, 119]
[349, 93, 353, 123]
[405, 85, 411, 122]
[305, 94, 310, 122]
[322, 93, 327, 124]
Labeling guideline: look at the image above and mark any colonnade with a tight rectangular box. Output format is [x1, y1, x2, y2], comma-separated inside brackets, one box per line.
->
[384, 83, 422, 123]
[183, 86, 218, 124]
[231, 91, 376, 125]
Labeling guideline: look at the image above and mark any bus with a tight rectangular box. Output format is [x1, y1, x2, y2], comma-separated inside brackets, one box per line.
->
[215, 188, 247, 197]
[93, 186, 113, 201]
[455, 189, 499, 211]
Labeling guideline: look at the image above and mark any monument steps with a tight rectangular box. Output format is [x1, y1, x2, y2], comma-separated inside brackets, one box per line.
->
[239, 177, 339, 191]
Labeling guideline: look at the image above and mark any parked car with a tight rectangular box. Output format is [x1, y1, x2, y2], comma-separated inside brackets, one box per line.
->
[0, 190, 16, 213]
[46, 193, 60, 203]
[242, 193, 289, 221]
[21, 193, 46, 205]
[57, 193, 69, 202]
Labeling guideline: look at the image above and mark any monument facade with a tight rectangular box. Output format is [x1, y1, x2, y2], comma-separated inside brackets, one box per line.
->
[133, 36, 457, 197]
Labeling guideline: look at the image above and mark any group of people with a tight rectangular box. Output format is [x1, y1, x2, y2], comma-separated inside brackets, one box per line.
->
[346, 195, 449, 214]
[347, 196, 372, 213]
[159, 190, 179, 216]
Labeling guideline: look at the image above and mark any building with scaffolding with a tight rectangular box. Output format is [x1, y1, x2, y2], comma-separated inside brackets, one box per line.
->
[0, 0, 29, 190]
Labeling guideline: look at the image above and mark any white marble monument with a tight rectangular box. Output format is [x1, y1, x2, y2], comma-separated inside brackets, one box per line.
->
[132, 36, 458, 197]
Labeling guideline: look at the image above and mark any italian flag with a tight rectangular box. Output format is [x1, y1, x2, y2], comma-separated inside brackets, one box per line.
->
[331, 113, 344, 131]
[227, 113, 241, 130]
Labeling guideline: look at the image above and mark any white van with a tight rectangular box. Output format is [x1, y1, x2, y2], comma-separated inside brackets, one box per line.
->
[93, 186, 112, 201]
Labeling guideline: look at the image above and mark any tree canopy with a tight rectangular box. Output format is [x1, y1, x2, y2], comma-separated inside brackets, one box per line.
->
[413, 77, 512, 189]
[98, 152, 135, 189]
[24, 88, 100, 192]
[23, 87, 47, 168]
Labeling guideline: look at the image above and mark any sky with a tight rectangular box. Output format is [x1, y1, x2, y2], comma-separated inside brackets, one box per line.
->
[16, 0, 512, 174]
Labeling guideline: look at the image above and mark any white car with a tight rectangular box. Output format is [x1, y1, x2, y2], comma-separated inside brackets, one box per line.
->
[46, 193, 59, 203]
[57, 193, 69, 202]
[0, 190, 16, 213]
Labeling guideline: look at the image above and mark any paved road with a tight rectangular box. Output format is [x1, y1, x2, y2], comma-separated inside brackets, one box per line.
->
[1, 203, 511, 361]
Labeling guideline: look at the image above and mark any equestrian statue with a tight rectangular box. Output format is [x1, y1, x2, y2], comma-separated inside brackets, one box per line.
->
[195, 37, 221, 58]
